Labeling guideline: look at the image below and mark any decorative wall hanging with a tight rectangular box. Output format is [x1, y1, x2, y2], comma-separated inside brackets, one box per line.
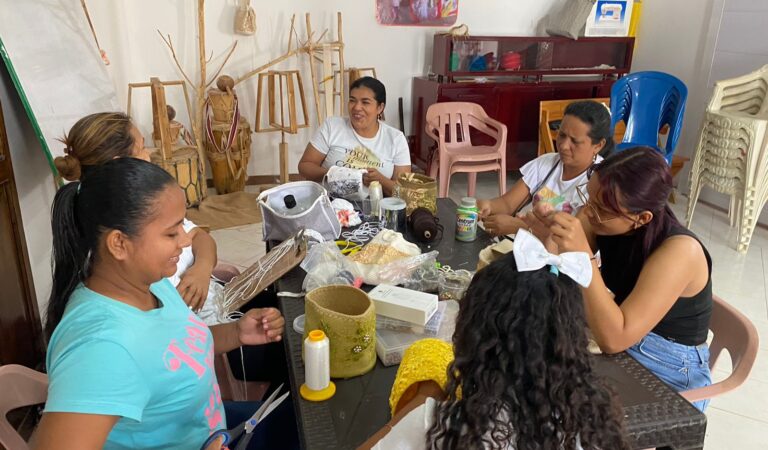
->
[234, 0, 256, 35]
[376, 0, 459, 27]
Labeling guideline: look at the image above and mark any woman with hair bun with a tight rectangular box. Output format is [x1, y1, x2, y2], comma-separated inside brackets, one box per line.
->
[55, 112, 216, 312]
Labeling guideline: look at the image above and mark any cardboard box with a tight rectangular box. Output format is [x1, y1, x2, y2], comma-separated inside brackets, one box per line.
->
[368, 284, 438, 326]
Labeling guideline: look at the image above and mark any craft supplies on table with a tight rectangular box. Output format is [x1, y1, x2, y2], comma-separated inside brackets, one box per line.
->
[379, 197, 407, 232]
[376, 300, 458, 367]
[368, 284, 438, 326]
[437, 269, 473, 301]
[455, 197, 479, 242]
[368, 181, 383, 218]
[303, 285, 377, 378]
[376, 300, 446, 337]
[300, 330, 336, 402]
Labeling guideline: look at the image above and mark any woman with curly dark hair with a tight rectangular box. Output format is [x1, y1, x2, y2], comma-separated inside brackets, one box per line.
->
[361, 248, 629, 450]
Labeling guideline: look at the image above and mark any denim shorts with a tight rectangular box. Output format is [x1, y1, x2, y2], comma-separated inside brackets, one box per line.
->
[626, 332, 711, 412]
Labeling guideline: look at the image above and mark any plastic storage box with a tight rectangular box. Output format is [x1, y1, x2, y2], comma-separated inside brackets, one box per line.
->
[376, 301, 445, 337]
[376, 300, 458, 366]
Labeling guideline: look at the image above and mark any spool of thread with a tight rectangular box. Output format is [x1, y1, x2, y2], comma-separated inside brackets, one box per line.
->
[369, 181, 383, 219]
[300, 330, 336, 402]
[410, 207, 441, 243]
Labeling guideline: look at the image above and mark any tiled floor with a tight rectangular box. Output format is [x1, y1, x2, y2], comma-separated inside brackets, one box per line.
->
[212, 174, 768, 449]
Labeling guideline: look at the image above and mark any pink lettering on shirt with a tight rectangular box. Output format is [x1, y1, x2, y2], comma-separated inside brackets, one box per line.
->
[163, 340, 206, 377]
[163, 311, 224, 430]
[205, 383, 224, 430]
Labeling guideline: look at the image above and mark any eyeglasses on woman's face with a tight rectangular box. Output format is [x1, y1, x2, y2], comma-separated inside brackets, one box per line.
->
[576, 183, 637, 224]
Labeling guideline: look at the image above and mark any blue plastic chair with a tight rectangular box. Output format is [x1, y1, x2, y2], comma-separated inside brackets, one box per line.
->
[610, 71, 688, 165]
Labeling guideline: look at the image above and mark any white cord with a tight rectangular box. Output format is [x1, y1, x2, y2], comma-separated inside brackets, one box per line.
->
[341, 221, 381, 244]
[221, 239, 294, 313]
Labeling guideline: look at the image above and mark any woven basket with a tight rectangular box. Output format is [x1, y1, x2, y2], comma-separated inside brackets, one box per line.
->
[304, 285, 376, 378]
[394, 173, 437, 216]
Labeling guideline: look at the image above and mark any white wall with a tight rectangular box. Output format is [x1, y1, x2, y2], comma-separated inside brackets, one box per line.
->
[634, 0, 768, 224]
[88, 0, 561, 178]
[630, 0, 717, 165]
[0, 65, 56, 314]
[4, 0, 568, 315]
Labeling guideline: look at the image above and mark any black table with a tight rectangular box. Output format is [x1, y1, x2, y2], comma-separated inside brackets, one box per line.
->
[275, 198, 706, 450]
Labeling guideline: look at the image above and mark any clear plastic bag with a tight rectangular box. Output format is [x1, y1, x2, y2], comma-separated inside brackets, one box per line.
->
[374, 250, 439, 286]
[301, 242, 358, 291]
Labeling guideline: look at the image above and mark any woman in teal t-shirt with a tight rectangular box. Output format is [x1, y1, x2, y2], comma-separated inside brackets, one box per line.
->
[33, 158, 288, 450]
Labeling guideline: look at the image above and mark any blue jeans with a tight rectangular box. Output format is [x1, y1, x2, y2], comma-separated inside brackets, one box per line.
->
[627, 332, 712, 412]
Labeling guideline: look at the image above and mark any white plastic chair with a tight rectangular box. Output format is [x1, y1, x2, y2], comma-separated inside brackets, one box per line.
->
[686, 65, 768, 253]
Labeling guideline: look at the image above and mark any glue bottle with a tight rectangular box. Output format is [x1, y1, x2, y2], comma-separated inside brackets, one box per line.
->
[300, 330, 336, 402]
[455, 197, 478, 242]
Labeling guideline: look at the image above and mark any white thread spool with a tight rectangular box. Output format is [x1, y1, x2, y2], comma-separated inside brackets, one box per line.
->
[369, 181, 383, 219]
[300, 330, 336, 401]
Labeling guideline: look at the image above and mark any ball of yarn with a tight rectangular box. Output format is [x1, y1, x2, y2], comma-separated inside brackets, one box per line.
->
[166, 105, 176, 121]
[216, 75, 235, 92]
[409, 207, 440, 243]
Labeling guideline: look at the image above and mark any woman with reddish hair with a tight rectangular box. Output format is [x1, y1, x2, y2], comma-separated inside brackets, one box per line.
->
[525, 147, 713, 411]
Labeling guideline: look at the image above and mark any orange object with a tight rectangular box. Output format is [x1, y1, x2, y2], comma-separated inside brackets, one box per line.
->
[425, 102, 507, 198]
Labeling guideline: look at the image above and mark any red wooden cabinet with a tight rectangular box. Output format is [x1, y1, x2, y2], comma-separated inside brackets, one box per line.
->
[411, 35, 633, 171]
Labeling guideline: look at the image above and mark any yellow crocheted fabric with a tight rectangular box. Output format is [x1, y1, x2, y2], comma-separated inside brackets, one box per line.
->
[389, 338, 454, 416]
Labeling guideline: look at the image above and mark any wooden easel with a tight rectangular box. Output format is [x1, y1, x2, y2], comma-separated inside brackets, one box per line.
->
[254, 71, 310, 184]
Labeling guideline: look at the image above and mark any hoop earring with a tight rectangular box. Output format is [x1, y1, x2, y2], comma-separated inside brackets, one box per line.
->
[592, 152, 598, 163]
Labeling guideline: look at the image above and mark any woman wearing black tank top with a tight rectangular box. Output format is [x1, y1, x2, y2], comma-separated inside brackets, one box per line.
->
[523, 147, 713, 411]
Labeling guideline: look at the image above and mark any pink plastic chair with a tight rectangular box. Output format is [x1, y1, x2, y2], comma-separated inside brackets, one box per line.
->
[425, 102, 507, 198]
[680, 295, 760, 403]
[0, 364, 48, 450]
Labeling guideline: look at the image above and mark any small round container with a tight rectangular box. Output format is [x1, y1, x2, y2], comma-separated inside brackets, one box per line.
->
[455, 197, 479, 242]
[438, 270, 473, 301]
[380, 197, 407, 232]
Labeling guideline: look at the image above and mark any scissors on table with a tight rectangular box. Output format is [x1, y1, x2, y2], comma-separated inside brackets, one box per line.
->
[201, 383, 290, 450]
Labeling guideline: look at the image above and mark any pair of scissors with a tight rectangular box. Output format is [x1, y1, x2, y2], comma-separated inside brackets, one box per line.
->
[201, 384, 290, 450]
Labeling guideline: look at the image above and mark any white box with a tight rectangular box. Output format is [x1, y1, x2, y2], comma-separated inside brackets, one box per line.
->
[369, 284, 438, 326]
[585, 0, 634, 37]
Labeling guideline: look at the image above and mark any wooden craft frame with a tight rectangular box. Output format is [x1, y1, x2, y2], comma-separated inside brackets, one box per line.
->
[254, 70, 309, 134]
[222, 230, 308, 314]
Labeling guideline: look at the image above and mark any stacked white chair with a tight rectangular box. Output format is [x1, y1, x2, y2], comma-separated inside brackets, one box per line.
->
[686, 65, 768, 253]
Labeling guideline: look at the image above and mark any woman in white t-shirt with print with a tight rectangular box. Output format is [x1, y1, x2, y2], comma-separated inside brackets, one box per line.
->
[479, 100, 614, 237]
[298, 76, 411, 195]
